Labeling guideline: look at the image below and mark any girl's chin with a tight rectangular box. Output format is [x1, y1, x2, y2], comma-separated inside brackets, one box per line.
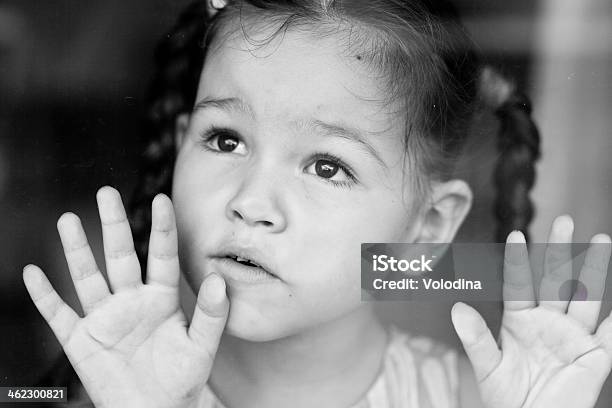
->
[225, 301, 308, 342]
[223, 310, 295, 342]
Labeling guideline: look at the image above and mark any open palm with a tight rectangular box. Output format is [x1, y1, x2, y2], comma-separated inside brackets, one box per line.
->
[23, 187, 229, 408]
[452, 216, 612, 408]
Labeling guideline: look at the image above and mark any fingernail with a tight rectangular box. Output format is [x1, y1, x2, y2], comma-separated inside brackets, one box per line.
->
[451, 303, 482, 343]
[211, 0, 227, 10]
[203, 273, 226, 305]
[152, 194, 167, 209]
[451, 303, 471, 338]
[23, 265, 35, 278]
[507, 230, 526, 243]
[554, 215, 574, 234]
[591, 234, 612, 244]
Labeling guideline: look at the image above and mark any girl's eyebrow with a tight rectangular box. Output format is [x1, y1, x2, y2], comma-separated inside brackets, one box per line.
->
[193, 97, 255, 119]
[294, 119, 388, 170]
[193, 96, 388, 170]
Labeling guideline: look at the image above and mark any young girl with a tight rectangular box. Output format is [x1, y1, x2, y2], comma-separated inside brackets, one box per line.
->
[23, 0, 612, 407]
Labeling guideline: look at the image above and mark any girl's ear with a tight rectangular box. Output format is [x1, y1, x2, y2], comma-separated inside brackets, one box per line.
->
[175, 113, 191, 153]
[414, 180, 473, 243]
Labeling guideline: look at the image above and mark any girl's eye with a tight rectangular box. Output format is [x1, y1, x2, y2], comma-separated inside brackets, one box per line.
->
[216, 134, 239, 152]
[200, 127, 246, 155]
[314, 159, 339, 178]
[305, 154, 357, 189]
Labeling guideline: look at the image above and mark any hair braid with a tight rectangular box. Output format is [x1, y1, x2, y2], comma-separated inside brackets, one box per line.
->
[128, 1, 210, 270]
[480, 68, 541, 242]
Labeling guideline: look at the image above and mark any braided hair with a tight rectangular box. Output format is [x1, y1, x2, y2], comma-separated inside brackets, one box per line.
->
[129, 1, 210, 264]
[128, 0, 541, 270]
[479, 68, 541, 241]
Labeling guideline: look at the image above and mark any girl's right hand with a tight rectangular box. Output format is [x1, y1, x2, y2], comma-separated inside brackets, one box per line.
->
[23, 186, 229, 408]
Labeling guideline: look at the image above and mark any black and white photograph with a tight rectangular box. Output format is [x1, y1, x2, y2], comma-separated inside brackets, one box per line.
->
[1, 0, 612, 407]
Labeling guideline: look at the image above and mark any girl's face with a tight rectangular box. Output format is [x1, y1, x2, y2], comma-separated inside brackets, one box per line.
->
[172, 25, 422, 341]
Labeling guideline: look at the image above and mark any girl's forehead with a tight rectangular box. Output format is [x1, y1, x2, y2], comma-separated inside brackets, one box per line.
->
[198, 27, 401, 134]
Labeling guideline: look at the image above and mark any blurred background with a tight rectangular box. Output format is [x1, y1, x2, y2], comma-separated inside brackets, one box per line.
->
[1, 0, 611, 405]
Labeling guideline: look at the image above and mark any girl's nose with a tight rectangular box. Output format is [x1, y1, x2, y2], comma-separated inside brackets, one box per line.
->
[225, 168, 287, 232]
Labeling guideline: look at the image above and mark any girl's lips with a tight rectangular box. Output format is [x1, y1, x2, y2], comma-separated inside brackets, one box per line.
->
[213, 244, 278, 277]
[211, 257, 280, 284]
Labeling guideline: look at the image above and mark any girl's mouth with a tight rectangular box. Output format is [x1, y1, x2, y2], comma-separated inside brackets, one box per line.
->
[228, 255, 262, 268]
[210, 243, 279, 282]
[212, 255, 279, 284]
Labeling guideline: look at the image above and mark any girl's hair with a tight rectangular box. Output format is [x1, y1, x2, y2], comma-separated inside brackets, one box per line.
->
[128, 0, 540, 268]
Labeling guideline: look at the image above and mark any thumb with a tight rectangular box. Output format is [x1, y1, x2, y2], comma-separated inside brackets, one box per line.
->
[451, 302, 501, 382]
[188, 273, 229, 357]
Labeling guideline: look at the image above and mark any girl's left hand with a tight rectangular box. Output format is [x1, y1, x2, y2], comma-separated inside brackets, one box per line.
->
[452, 215, 612, 408]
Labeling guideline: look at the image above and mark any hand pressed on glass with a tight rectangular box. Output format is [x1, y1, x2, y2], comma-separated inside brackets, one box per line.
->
[23, 186, 229, 408]
[452, 215, 612, 408]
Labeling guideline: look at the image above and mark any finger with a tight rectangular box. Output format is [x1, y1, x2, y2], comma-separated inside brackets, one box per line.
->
[57, 212, 110, 314]
[96, 186, 142, 292]
[451, 302, 501, 382]
[23, 264, 80, 345]
[146, 194, 180, 289]
[539, 215, 574, 312]
[189, 273, 229, 358]
[503, 230, 536, 311]
[206, 0, 226, 18]
[567, 234, 611, 332]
